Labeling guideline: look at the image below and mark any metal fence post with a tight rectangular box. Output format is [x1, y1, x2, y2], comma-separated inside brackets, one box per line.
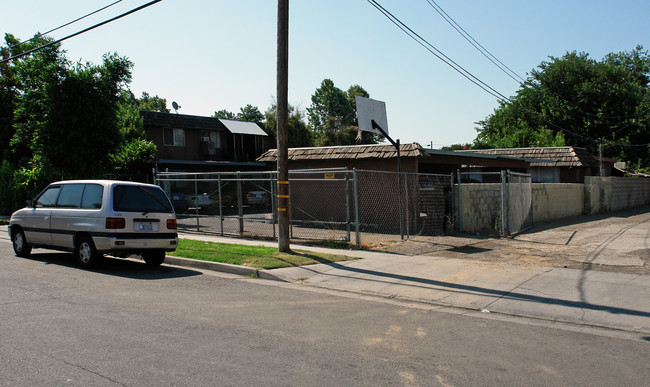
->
[194, 176, 199, 231]
[505, 170, 512, 235]
[456, 170, 463, 234]
[353, 168, 360, 247]
[500, 170, 507, 236]
[404, 173, 410, 239]
[218, 174, 224, 236]
[345, 169, 351, 242]
[237, 171, 243, 235]
[270, 172, 277, 241]
[289, 178, 293, 239]
[449, 171, 455, 233]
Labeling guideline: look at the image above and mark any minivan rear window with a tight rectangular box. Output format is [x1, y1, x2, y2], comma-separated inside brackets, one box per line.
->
[113, 185, 173, 213]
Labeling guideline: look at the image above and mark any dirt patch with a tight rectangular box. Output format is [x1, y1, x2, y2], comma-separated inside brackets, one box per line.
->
[370, 207, 650, 275]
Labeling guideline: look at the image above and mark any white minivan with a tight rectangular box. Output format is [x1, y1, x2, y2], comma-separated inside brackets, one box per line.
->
[8, 180, 178, 268]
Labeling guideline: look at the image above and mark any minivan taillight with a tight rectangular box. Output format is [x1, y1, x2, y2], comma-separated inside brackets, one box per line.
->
[167, 219, 177, 230]
[106, 217, 126, 229]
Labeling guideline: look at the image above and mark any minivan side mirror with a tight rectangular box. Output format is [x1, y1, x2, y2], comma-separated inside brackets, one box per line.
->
[25, 199, 34, 208]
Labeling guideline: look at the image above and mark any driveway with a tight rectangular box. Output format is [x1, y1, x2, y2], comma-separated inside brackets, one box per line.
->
[373, 206, 650, 275]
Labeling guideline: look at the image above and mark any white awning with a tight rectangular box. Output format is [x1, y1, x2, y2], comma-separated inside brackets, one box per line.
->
[219, 119, 268, 136]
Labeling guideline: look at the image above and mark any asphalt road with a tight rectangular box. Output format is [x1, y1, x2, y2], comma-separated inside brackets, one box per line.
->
[1, 241, 648, 386]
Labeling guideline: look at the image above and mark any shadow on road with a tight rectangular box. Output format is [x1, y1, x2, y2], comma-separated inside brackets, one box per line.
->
[18, 252, 203, 280]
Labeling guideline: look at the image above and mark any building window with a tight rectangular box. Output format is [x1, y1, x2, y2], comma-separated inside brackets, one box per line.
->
[164, 128, 185, 146]
[201, 130, 222, 149]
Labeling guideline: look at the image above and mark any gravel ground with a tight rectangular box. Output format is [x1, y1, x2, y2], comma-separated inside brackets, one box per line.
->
[371, 206, 650, 275]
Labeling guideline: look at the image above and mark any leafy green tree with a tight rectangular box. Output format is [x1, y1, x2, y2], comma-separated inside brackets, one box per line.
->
[307, 79, 379, 146]
[118, 91, 168, 140]
[475, 46, 650, 170]
[308, 79, 354, 136]
[137, 91, 169, 113]
[3, 33, 67, 167]
[213, 109, 236, 119]
[441, 144, 471, 151]
[237, 104, 264, 122]
[41, 53, 133, 178]
[264, 103, 312, 148]
[109, 138, 157, 179]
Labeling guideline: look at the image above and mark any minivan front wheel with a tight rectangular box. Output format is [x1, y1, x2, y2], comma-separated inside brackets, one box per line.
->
[12, 228, 32, 257]
[142, 250, 165, 267]
[75, 236, 100, 268]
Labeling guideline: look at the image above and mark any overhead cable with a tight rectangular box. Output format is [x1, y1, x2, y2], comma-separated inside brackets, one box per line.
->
[367, 0, 509, 102]
[9, 0, 124, 49]
[367, 0, 598, 143]
[424, 0, 525, 84]
[0, 0, 162, 64]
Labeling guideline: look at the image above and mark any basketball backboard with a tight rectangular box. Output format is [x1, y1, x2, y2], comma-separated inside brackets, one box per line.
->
[355, 96, 388, 135]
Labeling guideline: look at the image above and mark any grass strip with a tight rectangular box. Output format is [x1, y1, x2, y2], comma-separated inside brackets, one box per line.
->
[172, 238, 357, 270]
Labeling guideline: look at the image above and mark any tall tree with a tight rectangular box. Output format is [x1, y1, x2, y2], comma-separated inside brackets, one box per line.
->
[237, 104, 264, 122]
[2, 33, 67, 166]
[307, 79, 378, 146]
[264, 103, 312, 148]
[41, 53, 133, 178]
[213, 109, 236, 120]
[308, 79, 354, 135]
[474, 46, 650, 170]
[117, 91, 168, 141]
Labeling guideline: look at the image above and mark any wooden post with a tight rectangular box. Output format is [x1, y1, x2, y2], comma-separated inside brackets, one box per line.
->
[277, 0, 290, 252]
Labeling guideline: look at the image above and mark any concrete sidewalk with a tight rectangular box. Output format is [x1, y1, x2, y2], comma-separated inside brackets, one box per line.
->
[175, 232, 650, 334]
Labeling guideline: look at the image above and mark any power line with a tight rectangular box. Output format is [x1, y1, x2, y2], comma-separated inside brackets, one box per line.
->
[366, 0, 509, 102]
[424, 0, 525, 84]
[0, 0, 162, 64]
[9, 0, 124, 49]
[366, 0, 600, 144]
[424, 0, 650, 132]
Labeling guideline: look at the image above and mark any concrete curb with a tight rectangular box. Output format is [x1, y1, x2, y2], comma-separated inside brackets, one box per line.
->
[164, 255, 287, 282]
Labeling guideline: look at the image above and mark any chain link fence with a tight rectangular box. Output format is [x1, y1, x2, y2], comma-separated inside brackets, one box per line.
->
[156, 168, 532, 243]
[155, 169, 454, 246]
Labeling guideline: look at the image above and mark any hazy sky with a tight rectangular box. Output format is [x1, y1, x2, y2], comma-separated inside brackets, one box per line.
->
[3, 0, 649, 148]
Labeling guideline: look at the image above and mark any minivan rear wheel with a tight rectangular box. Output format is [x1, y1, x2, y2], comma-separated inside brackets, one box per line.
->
[142, 250, 165, 267]
[75, 236, 100, 268]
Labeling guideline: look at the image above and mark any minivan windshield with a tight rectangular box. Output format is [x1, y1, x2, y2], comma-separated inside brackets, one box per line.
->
[113, 185, 173, 213]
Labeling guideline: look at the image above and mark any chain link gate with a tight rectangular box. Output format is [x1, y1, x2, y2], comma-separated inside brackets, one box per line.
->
[456, 170, 533, 236]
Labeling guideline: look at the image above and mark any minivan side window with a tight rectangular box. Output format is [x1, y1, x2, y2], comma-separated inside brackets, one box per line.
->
[81, 184, 103, 209]
[36, 186, 61, 208]
[56, 184, 84, 208]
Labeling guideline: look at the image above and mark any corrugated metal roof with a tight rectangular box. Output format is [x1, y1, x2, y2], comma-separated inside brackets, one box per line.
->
[219, 119, 268, 136]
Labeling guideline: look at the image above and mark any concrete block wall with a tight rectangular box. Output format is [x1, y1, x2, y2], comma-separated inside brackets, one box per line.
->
[458, 178, 648, 233]
[585, 177, 650, 215]
[458, 183, 501, 233]
[532, 184, 584, 222]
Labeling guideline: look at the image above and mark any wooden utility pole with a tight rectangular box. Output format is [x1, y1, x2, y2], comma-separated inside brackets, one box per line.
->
[276, 0, 290, 251]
